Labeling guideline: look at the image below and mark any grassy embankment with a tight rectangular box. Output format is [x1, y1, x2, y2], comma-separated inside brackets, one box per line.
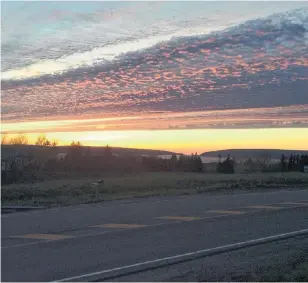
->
[2, 172, 308, 207]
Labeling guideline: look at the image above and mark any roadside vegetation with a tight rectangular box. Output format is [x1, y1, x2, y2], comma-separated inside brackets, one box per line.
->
[2, 135, 308, 207]
[258, 260, 308, 282]
[2, 172, 308, 207]
[197, 247, 308, 282]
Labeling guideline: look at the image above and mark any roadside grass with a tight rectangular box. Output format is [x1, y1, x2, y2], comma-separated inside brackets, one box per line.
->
[2, 172, 308, 207]
[258, 260, 308, 282]
[204, 255, 308, 282]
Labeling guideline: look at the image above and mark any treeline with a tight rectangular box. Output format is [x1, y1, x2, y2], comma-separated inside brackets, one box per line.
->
[1, 133, 29, 145]
[45, 144, 143, 174]
[1, 133, 58, 146]
[2, 139, 308, 185]
[48, 151, 308, 174]
[142, 154, 203, 172]
[243, 154, 308, 173]
[46, 147, 204, 173]
[1, 144, 206, 185]
[216, 155, 236, 174]
[281, 154, 308, 173]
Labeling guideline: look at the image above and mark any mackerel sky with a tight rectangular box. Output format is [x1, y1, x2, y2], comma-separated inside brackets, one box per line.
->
[1, 1, 308, 133]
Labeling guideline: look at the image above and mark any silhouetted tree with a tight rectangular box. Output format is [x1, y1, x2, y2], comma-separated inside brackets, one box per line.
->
[71, 141, 82, 147]
[35, 134, 55, 147]
[224, 155, 235, 174]
[35, 134, 47, 146]
[216, 161, 223, 173]
[288, 154, 293, 171]
[9, 133, 28, 145]
[170, 154, 177, 172]
[258, 151, 271, 171]
[177, 155, 185, 171]
[299, 154, 308, 172]
[232, 157, 237, 169]
[280, 154, 286, 172]
[244, 157, 254, 172]
[1, 132, 9, 145]
[217, 155, 235, 174]
[195, 155, 204, 173]
[295, 154, 300, 171]
[51, 140, 58, 147]
[67, 141, 83, 171]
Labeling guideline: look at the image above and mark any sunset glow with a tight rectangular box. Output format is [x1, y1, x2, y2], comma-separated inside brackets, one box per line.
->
[2, 2, 308, 153]
[3, 128, 307, 154]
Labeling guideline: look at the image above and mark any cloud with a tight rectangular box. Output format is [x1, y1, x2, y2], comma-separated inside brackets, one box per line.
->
[2, 105, 308, 134]
[1, 6, 308, 130]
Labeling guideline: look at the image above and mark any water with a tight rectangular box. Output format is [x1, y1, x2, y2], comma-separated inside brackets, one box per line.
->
[157, 155, 280, 164]
[157, 155, 218, 163]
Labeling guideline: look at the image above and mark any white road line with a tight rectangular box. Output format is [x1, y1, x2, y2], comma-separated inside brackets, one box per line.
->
[53, 228, 308, 282]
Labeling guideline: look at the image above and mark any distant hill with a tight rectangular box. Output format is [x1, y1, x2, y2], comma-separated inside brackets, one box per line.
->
[201, 149, 308, 159]
[1, 144, 175, 160]
[3, 145, 307, 161]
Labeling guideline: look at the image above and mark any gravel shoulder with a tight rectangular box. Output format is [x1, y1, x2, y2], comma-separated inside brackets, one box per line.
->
[114, 236, 308, 282]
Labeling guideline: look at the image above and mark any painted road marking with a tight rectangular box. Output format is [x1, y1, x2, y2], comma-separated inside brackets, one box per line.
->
[207, 210, 244, 215]
[3, 201, 305, 249]
[92, 224, 147, 229]
[157, 216, 203, 221]
[10, 233, 73, 241]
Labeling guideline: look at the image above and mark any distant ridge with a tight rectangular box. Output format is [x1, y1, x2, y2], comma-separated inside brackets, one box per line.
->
[1, 144, 175, 159]
[200, 149, 308, 159]
[2, 145, 308, 160]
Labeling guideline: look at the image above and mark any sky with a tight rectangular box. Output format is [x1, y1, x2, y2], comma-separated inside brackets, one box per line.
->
[1, 1, 308, 153]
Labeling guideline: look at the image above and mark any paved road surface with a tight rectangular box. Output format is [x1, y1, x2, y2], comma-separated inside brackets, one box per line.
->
[1, 189, 308, 281]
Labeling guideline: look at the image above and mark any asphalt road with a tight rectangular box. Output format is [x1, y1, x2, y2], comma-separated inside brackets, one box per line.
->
[1, 189, 308, 282]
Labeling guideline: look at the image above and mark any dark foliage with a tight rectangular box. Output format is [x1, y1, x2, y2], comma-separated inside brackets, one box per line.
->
[298, 154, 308, 172]
[216, 155, 235, 174]
[284, 154, 308, 173]
[280, 154, 286, 172]
[141, 153, 203, 173]
[2, 142, 308, 186]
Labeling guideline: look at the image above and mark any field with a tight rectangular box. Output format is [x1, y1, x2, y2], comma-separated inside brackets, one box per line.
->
[2, 172, 308, 207]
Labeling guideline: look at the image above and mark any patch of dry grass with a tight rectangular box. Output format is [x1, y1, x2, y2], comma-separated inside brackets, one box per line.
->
[2, 172, 308, 207]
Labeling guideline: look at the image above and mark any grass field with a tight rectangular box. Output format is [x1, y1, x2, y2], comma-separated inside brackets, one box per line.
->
[2, 172, 308, 207]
